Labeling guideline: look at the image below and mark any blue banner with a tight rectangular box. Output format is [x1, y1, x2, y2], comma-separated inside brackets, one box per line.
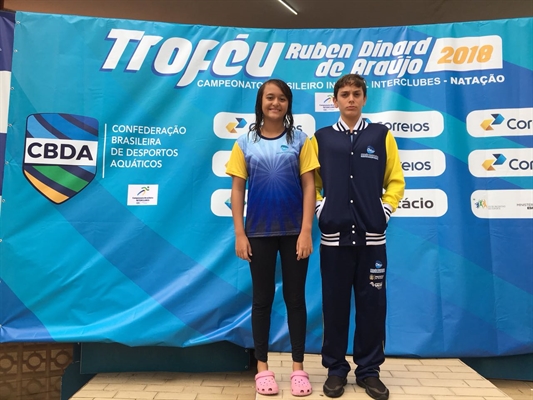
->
[0, 11, 15, 203]
[0, 12, 531, 357]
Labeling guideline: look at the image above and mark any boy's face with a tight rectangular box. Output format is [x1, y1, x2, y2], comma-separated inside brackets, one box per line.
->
[333, 84, 367, 121]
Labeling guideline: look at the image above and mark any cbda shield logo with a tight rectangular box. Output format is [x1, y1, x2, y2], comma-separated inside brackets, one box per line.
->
[23, 113, 99, 204]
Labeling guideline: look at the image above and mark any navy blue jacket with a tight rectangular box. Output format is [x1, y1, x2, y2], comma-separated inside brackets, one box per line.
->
[311, 117, 405, 246]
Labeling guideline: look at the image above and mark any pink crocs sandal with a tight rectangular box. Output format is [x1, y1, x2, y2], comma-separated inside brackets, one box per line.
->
[290, 370, 312, 396]
[255, 370, 279, 396]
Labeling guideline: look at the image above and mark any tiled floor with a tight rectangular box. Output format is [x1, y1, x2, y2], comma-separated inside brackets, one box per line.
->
[71, 352, 533, 400]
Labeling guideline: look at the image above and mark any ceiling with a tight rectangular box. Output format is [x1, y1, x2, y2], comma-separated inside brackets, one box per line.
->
[3, 0, 533, 29]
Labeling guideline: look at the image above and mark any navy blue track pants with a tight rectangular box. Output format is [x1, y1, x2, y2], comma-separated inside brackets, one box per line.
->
[320, 244, 387, 379]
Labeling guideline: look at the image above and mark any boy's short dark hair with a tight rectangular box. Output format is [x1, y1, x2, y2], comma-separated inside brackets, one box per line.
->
[333, 74, 367, 98]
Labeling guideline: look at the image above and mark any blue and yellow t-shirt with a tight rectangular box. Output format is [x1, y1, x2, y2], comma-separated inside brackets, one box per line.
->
[226, 129, 319, 237]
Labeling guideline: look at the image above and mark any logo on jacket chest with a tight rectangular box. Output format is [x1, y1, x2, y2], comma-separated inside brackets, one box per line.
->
[360, 145, 379, 160]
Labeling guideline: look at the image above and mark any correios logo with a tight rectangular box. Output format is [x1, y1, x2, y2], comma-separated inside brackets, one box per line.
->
[214, 112, 315, 139]
[469, 148, 533, 177]
[226, 118, 247, 133]
[211, 189, 248, 217]
[363, 110, 443, 138]
[482, 153, 506, 170]
[212, 151, 231, 177]
[480, 113, 504, 131]
[467, 108, 533, 137]
[398, 149, 446, 177]
[214, 113, 253, 139]
[23, 113, 99, 204]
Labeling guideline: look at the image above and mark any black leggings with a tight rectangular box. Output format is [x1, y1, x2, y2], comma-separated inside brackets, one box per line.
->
[248, 235, 309, 363]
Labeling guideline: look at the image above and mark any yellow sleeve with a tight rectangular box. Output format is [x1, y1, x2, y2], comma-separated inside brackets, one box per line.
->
[309, 135, 323, 201]
[225, 141, 248, 180]
[299, 137, 320, 175]
[382, 131, 405, 211]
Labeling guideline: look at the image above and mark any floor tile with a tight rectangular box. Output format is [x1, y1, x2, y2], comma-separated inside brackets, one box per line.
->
[70, 352, 527, 400]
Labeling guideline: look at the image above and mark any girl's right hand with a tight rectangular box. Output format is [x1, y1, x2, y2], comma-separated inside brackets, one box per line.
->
[235, 234, 252, 262]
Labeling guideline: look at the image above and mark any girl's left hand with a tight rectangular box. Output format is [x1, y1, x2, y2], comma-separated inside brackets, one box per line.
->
[296, 233, 313, 260]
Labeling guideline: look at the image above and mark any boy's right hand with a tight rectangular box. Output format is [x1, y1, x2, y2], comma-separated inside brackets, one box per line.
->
[235, 234, 252, 262]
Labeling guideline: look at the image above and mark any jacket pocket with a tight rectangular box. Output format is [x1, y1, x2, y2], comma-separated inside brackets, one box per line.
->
[381, 199, 392, 224]
[315, 196, 326, 220]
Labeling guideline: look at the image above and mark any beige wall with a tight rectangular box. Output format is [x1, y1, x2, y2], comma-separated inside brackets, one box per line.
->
[0, 342, 72, 399]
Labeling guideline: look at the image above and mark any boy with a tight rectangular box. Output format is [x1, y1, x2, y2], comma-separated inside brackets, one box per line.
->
[310, 74, 405, 399]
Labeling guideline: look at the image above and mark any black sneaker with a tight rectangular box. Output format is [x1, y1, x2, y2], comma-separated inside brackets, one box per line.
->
[323, 375, 347, 398]
[356, 376, 389, 400]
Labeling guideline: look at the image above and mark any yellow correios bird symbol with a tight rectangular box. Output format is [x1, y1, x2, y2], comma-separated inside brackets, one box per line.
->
[226, 122, 239, 133]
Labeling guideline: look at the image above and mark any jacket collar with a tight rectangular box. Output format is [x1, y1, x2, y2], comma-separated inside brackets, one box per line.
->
[332, 116, 368, 133]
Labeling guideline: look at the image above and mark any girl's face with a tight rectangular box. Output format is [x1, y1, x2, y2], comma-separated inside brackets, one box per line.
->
[261, 83, 288, 123]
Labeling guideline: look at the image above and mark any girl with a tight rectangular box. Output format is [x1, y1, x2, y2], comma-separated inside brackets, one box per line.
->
[226, 79, 318, 396]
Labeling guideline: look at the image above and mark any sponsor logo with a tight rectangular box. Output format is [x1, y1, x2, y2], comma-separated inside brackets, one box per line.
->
[370, 281, 383, 289]
[473, 199, 488, 209]
[469, 148, 533, 177]
[127, 184, 158, 206]
[369, 261, 384, 273]
[214, 112, 315, 139]
[212, 150, 231, 177]
[315, 93, 337, 112]
[398, 149, 446, 177]
[361, 146, 378, 160]
[467, 108, 533, 137]
[471, 190, 533, 219]
[137, 186, 149, 195]
[23, 113, 98, 204]
[278, 144, 290, 154]
[480, 113, 505, 131]
[291, 114, 316, 137]
[226, 117, 247, 133]
[363, 110, 443, 138]
[482, 153, 506, 171]
[211, 189, 247, 217]
[214, 113, 250, 139]
[394, 189, 448, 217]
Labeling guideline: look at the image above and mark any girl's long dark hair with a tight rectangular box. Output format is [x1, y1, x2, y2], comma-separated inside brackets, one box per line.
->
[249, 79, 295, 143]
